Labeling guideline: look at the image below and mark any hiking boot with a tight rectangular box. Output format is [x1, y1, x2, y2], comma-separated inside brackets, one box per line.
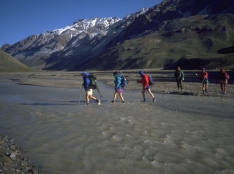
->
[97, 100, 101, 105]
[153, 98, 156, 102]
[111, 100, 115, 103]
[142, 98, 146, 102]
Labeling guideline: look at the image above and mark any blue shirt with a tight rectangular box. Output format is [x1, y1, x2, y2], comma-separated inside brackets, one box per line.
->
[114, 74, 122, 89]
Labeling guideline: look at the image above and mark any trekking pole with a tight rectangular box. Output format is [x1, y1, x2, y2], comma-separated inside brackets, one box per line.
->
[96, 86, 103, 98]
[79, 87, 83, 103]
[194, 72, 204, 89]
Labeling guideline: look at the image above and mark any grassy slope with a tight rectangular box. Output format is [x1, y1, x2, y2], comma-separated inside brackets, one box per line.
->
[0, 49, 35, 72]
[86, 14, 234, 70]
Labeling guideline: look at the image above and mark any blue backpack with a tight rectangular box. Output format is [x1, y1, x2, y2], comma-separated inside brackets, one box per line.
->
[148, 75, 154, 86]
[120, 76, 128, 88]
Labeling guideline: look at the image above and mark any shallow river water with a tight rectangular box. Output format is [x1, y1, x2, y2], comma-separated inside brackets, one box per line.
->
[0, 81, 234, 174]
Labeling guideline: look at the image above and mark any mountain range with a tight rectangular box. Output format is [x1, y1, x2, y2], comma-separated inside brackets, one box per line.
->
[2, 0, 234, 70]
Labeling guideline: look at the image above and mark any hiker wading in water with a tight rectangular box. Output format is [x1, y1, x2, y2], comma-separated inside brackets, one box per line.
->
[137, 70, 156, 102]
[111, 71, 125, 103]
[82, 72, 101, 105]
[174, 66, 184, 92]
[219, 68, 229, 94]
[200, 68, 209, 94]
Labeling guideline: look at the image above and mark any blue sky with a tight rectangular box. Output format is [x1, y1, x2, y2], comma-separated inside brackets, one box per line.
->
[0, 0, 162, 46]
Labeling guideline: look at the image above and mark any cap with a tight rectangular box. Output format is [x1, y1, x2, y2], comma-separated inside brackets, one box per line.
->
[82, 72, 89, 76]
[139, 70, 144, 75]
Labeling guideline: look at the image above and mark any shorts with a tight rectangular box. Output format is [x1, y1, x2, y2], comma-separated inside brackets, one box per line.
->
[143, 86, 150, 90]
[220, 79, 228, 84]
[86, 89, 93, 95]
[116, 88, 123, 93]
[202, 79, 209, 84]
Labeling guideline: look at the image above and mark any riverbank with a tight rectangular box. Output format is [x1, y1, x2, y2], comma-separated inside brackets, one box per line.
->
[0, 132, 40, 173]
[1, 70, 233, 98]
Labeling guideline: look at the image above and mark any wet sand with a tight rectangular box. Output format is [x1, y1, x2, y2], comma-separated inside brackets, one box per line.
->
[0, 70, 234, 173]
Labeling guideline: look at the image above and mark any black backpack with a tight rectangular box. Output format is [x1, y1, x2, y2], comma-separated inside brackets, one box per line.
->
[88, 74, 98, 89]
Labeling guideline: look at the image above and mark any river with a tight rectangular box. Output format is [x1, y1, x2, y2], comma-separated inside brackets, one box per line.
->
[0, 81, 234, 174]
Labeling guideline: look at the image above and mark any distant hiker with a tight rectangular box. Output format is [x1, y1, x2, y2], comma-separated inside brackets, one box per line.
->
[200, 68, 209, 93]
[219, 68, 229, 94]
[111, 71, 125, 103]
[82, 72, 101, 105]
[137, 70, 156, 102]
[174, 66, 184, 92]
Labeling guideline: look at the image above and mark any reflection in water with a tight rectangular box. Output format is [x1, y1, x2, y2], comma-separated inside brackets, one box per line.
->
[0, 82, 234, 174]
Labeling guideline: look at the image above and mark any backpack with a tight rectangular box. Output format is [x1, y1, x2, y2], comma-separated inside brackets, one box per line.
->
[148, 75, 154, 86]
[120, 76, 128, 88]
[225, 72, 230, 79]
[88, 74, 98, 89]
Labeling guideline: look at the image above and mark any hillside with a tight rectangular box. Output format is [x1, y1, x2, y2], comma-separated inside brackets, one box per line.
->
[0, 50, 33, 72]
[2, 0, 234, 71]
[73, 13, 234, 70]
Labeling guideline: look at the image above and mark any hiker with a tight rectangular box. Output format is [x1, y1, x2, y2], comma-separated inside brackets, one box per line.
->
[174, 66, 184, 92]
[82, 72, 101, 105]
[111, 71, 125, 103]
[137, 70, 156, 102]
[219, 68, 229, 94]
[200, 68, 209, 93]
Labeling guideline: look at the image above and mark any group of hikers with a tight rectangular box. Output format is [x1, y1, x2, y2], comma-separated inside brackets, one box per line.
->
[82, 67, 230, 105]
[174, 66, 230, 94]
[81, 70, 155, 105]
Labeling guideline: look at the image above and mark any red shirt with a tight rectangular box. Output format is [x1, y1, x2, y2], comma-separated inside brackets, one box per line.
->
[200, 71, 208, 80]
[139, 74, 149, 88]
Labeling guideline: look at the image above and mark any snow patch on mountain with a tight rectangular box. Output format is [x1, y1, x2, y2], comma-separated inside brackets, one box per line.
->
[3, 8, 150, 68]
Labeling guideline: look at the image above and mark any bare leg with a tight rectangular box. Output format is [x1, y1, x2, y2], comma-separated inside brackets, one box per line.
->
[147, 89, 154, 98]
[176, 81, 180, 91]
[86, 94, 98, 104]
[202, 84, 205, 92]
[223, 83, 227, 93]
[205, 84, 208, 93]
[220, 83, 223, 93]
[112, 92, 118, 101]
[179, 80, 183, 91]
[118, 93, 124, 102]
[89, 95, 97, 100]
[142, 89, 146, 99]
[202, 83, 207, 93]
[85, 94, 89, 104]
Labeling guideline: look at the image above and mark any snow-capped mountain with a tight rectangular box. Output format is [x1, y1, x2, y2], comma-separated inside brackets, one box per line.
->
[2, 0, 234, 70]
[2, 8, 148, 69]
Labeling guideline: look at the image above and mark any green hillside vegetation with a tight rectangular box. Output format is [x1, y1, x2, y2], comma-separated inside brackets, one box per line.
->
[86, 14, 234, 70]
[0, 49, 35, 72]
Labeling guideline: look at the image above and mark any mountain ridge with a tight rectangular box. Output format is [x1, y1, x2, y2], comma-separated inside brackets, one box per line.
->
[2, 0, 234, 70]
